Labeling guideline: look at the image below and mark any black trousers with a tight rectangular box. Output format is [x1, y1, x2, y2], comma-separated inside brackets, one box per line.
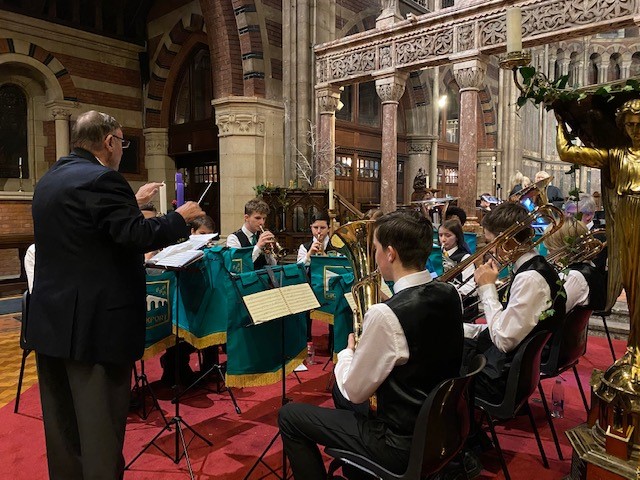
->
[36, 353, 132, 480]
[278, 385, 408, 480]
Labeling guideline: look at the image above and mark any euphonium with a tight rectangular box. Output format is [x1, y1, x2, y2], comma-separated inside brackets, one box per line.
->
[509, 175, 554, 207]
[546, 228, 607, 269]
[439, 204, 565, 305]
[259, 225, 288, 259]
[329, 220, 380, 346]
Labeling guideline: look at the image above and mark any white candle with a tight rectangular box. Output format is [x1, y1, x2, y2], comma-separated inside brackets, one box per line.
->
[506, 7, 522, 54]
[159, 182, 167, 214]
[18, 157, 22, 167]
[328, 181, 335, 210]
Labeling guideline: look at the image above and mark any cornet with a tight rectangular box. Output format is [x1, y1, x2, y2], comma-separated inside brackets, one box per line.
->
[259, 225, 288, 259]
[315, 231, 327, 255]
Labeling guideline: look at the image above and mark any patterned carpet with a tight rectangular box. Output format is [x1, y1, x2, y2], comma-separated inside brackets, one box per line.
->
[0, 313, 37, 409]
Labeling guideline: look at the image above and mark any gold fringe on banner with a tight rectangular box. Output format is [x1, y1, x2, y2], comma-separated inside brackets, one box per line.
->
[141, 337, 175, 361]
[310, 310, 334, 325]
[175, 327, 226, 350]
[225, 348, 307, 388]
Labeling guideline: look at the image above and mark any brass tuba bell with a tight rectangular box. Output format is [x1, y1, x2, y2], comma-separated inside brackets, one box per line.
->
[509, 175, 554, 207]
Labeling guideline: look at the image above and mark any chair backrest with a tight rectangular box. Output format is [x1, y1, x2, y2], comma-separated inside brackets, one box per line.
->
[541, 307, 592, 376]
[19, 290, 30, 349]
[495, 331, 552, 418]
[404, 355, 487, 478]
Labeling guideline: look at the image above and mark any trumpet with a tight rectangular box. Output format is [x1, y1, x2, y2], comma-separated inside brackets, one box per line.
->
[259, 225, 288, 259]
[439, 204, 565, 308]
[315, 232, 327, 255]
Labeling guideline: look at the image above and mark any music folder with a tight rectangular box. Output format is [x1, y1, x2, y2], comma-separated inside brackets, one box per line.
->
[242, 283, 320, 325]
[146, 234, 217, 269]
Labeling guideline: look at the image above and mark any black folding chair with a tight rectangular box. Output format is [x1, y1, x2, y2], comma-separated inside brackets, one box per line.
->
[14, 290, 32, 414]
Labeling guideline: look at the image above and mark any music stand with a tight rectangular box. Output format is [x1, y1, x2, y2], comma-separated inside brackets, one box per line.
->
[126, 266, 212, 479]
[131, 360, 170, 426]
[240, 266, 310, 480]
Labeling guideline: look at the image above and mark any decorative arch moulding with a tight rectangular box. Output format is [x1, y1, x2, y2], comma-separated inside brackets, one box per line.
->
[315, 0, 639, 86]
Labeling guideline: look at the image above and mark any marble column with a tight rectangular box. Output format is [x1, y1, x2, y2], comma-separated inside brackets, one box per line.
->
[453, 57, 487, 217]
[51, 107, 71, 160]
[375, 71, 407, 213]
[316, 85, 341, 186]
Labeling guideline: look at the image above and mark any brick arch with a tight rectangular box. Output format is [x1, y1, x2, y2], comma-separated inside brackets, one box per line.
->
[231, 0, 266, 96]
[0, 38, 77, 101]
[145, 14, 209, 128]
[479, 87, 496, 149]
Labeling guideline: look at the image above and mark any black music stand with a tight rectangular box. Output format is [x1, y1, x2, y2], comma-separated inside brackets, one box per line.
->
[240, 266, 307, 480]
[131, 360, 170, 426]
[126, 266, 212, 479]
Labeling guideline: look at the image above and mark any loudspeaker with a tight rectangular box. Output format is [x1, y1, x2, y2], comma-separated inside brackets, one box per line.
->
[139, 51, 150, 86]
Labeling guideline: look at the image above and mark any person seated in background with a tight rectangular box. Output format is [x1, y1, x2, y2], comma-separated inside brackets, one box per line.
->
[445, 205, 467, 226]
[577, 194, 598, 229]
[278, 210, 463, 480]
[543, 218, 606, 312]
[439, 219, 477, 322]
[191, 214, 217, 236]
[227, 198, 277, 269]
[563, 200, 578, 218]
[297, 212, 330, 266]
[463, 202, 566, 403]
[479, 193, 493, 214]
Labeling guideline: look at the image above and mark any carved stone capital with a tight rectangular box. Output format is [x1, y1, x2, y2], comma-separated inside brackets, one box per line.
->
[375, 72, 408, 104]
[51, 108, 71, 120]
[46, 100, 77, 120]
[143, 128, 169, 155]
[408, 139, 433, 154]
[316, 86, 342, 114]
[215, 113, 266, 137]
[453, 58, 487, 91]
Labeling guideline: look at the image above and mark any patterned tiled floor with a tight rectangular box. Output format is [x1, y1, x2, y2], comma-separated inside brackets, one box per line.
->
[0, 313, 37, 409]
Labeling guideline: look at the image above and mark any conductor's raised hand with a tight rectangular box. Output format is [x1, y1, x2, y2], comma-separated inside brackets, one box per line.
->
[135, 182, 164, 206]
[176, 201, 204, 224]
[473, 258, 500, 286]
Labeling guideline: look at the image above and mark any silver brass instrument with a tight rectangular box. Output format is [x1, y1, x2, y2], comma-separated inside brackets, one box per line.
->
[546, 228, 607, 269]
[439, 205, 565, 313]
[509, 176, 554, 207]
[259, 225, 288, 259]
[329, 220, 380, 346]
[411, 197, 459, 227]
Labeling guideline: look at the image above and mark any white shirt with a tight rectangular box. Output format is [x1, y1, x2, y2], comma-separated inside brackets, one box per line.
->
[297, 236, 330, 265]
[443, 246, 476, 296]
[226, 225, 276, 265]
[24, 243, 35, 293]
[463, 251, 553, 353]
[334, 270, 431, 403]
[561, 268, 590, 312]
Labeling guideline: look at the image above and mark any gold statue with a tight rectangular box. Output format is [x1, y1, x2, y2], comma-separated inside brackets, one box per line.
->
[557, 99, 640, 442]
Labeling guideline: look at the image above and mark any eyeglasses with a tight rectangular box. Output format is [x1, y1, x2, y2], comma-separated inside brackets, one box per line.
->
[111, 134, 130, 149]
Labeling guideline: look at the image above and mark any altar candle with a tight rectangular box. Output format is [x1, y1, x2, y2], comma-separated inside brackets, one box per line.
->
[176, 173, 185, 207]
[328, 181, 335, 210]
[506, 7, 522, 53]
[159, 182, 167, 214]
[18, 157, 22, 167]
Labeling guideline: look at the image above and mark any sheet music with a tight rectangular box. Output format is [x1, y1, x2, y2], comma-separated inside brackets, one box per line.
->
[146, 235, 212, 268]
[281, 284, 320, 314]
[344, 292, 357, 313]
[242, 290, 290, 324]
[149, 250, 204, 268]
[381, 282, 393, 298]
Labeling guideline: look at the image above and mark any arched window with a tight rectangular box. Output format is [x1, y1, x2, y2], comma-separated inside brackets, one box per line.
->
[631, 52, 640, 77]
[589, 53, 600, 85]
[0, 84, 28, 179]
[172, 47, 213, 125]
[568, 51, 580, 87]
[609, 53, 621, 81]
[439, 83, 459, 144]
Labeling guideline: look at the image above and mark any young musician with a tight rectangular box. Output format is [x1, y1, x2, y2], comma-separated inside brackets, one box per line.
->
[463, 202, 566, 403]
[278, 210, 464, 480]
[297, 211, 330, 266]
[226, 198, 277, 269]
[543, 218, 606, 312]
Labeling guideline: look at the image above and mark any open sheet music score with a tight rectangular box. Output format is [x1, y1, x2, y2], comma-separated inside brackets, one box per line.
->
[344, 282, 393, 313]
[243, 283, 320, 325]
[146, 233, 218, 268]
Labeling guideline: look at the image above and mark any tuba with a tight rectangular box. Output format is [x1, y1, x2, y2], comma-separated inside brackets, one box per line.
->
[509, 175, 554, 207]
[329, 220, 381, 346]
[439, 205, 565, 310]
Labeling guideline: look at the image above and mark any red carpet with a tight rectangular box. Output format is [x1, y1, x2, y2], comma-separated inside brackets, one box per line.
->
[0, 330, 628, 480]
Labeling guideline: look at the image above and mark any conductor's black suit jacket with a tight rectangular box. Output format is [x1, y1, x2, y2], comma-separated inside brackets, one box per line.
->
[27, 148, 190, 365]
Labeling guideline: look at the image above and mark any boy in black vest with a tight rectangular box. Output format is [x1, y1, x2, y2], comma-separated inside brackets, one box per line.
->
[278, 210, 464, 480]
[297, 211, 330, 265]
[463, 202, 566, 403]
[226, 198, 277, 269]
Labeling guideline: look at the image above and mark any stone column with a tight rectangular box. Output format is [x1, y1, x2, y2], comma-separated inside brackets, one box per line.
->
[143, 127, 174, 194]
[213, 97, 284, 234]
[431, 66, 440, 190]
[51, 107, 71, 160]
[316, 85, 341, 186]
[375, 72, 407, 213]
[453, 57, 487, 217]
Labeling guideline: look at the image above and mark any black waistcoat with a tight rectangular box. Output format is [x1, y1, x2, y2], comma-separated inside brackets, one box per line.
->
[568, 262, 606, 311]
[374, 281, 463, 449]
[448, 248, 468, 283]
[233, 228, 267, 270]
[476, 255, 566, 380]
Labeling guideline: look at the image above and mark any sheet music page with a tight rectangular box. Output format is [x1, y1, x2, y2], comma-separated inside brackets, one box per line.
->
[147, 236, 211, 267]
[344, 292, 357, 313]
[242, 289, 290, 324]
[381, 282, 393, 298]
[150, 250, 204, 268]
[188, 233, 218, 248]
[280, 284, 320, 314]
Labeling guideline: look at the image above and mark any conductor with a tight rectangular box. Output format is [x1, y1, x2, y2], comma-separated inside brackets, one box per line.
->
[27, 110, 204, 480]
